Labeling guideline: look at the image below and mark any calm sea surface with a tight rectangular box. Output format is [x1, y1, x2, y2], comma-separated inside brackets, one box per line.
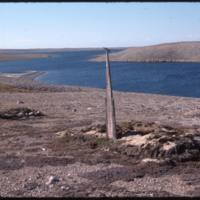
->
[1, 50, 200, 98]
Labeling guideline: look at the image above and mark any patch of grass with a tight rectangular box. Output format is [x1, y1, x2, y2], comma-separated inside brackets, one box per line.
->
[88, 136, 113, 148]
[56, 132, 114, 150]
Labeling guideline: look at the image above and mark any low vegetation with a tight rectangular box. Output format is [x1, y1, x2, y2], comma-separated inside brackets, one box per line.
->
[0, 83, 31, 92]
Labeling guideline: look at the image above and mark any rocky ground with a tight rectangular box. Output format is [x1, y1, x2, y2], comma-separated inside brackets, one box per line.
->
[1, 74, 200, 197]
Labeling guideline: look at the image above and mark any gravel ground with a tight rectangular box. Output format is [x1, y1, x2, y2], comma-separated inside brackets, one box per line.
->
[1, 74, 200, 197]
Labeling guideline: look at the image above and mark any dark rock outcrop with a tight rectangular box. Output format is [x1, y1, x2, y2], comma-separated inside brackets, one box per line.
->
[0, 107, 44, 120]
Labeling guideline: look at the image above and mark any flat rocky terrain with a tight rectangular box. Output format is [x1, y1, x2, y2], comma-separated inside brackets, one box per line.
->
[1, 74, 200, 197]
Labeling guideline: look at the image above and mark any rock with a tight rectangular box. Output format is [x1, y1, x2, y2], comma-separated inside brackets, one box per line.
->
[193, 136, 200, 142]
[61, 186, 70, 190]
[141, 158, 161, 163]
[81, 127, 92, 133]
[102, 147, 110, 152]
[188, 149, 199, 157]
[4, 113, 13, 118]
[0, 107, 43, 120]
[175, 141, 190, 154]
[35, 110, 41, 115]
[158, 136, 172, 143]
[161, 127, 174, 132]
[164, 158, 177, 166]
[55, 130, 68, 138]
[46, 176, 60, 185]
[162, 141, 176, 151]
[24, 182, 38, 190]
[21, 159, 26, 164]
[17, 100, 24, 104]
[123, 146, 139, 157]
[61, 186, 65, 190]
[151, 146, 160, 158]
[178, 152, 194, 162]
[28, 112, 34, 116]
[17, 112, 23, 117]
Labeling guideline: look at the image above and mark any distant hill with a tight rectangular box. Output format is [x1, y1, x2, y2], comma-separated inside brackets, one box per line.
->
[0, 47, 123, 61]
[91, 41, 200, 63]
[0, 47, 122, 54]
[0, 48, 100, 61]
[0, 53, 49, 61]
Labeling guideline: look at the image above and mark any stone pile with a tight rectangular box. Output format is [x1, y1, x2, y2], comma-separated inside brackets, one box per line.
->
[82, 121, 200, 163]
[0, 107, 44, 120]
[118, 121, 200, 162]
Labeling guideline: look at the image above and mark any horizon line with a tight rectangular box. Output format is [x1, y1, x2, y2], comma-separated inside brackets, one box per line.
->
[1, 40, 200, 50]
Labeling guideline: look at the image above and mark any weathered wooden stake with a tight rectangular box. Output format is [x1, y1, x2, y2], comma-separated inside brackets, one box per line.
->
[104, 48, 117, 140]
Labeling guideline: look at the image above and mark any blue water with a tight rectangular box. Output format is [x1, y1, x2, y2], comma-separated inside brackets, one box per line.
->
[0, 50, 200, 98]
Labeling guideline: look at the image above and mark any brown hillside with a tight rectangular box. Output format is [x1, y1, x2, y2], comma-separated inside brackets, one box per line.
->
[92, 41, 200, 62]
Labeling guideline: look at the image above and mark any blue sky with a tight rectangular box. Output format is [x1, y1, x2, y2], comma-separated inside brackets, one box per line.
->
[1, 3, 200, 49]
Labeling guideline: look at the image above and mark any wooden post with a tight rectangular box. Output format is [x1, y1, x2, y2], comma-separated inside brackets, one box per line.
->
[104, 48, 117, 140]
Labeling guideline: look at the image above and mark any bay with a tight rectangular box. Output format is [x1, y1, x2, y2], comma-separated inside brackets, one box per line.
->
[0, 50, 200, 98]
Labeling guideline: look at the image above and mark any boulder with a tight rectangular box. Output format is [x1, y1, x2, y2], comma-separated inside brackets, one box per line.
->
[46, 176, 60, 185]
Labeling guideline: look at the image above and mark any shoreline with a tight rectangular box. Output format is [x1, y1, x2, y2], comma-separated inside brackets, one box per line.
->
[1, 70, 200, 100]
[0, 70, 46, 80]
[89, 58, 200, 63]
[1, 72, 200, 129]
